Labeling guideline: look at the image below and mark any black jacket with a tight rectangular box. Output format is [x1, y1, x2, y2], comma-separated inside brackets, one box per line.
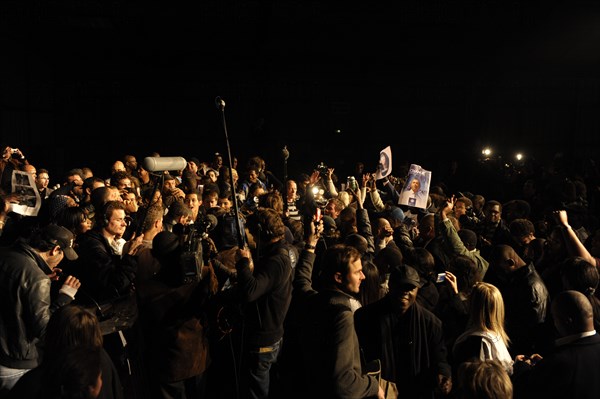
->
[292, 249, 380, 399]
[0, 241, 73, 369]
[514, 334, 600, 399]
[73, 230, 137, 304]
[234, 239, 294, 347]
[486, 262, 550, 355]
[354, 298, 451, 399]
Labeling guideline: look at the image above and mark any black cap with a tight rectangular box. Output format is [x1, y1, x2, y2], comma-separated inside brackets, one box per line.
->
[43, 224, 78, 260]
[389, 265, 423, 288]
[322, 215, 337, 233]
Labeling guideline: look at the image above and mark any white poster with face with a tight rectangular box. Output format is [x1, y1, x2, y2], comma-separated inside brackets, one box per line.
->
[10, 170, 42, 216]
[398, 164, 432, 210]
[375, 145, 392, 180]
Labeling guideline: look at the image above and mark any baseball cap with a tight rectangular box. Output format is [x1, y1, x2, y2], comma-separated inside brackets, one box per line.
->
[43, 224, 78, 260]
[389, 265, 423, 288]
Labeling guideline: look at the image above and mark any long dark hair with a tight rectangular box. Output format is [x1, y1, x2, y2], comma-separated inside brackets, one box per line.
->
[43, 346, 102, 399]
[43, 305, 103, 364]
[359, 261, 383, 306]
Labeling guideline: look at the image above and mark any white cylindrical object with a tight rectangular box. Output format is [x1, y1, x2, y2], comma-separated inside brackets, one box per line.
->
[142, 156, 187, 172]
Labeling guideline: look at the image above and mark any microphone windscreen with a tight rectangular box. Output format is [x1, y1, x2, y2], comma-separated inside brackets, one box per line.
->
[143, 156, 187, 172]
[205, 214, 218, 230]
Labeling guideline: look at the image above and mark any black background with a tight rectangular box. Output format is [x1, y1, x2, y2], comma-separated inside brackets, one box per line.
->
[2, 1, 600, 181]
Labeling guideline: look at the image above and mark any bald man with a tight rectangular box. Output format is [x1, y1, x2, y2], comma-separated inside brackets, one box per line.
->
[514, 290, 600, 399]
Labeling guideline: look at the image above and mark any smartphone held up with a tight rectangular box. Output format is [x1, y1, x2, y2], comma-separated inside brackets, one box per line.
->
[436, 273, 446, 283]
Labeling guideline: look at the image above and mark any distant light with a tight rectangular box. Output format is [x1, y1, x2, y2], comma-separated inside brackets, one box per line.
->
[312, 186, 319, 195]
[515, 153, 523, 161]
[482, 147, 492, 157]
[335, 129, 341, 134]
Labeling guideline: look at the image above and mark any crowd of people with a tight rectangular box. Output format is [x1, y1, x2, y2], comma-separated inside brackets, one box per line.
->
[1, 143, 600, 399]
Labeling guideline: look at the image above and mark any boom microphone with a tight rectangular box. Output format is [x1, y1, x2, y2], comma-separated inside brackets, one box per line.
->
[143, 156, 187, 172]
[282, 145, 289, 160]
[215, 96, 225, 110]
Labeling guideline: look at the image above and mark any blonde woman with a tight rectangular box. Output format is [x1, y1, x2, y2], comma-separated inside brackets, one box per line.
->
[453, 282, 514, 375]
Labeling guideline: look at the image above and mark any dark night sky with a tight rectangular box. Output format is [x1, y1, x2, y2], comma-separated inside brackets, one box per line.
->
[2, 1, 600, 180]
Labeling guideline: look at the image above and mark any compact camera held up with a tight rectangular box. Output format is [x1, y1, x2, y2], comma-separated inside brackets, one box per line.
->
[435, 273, 446, 283]
[346, 176, 359, 192]
[315, 162, 329, 178]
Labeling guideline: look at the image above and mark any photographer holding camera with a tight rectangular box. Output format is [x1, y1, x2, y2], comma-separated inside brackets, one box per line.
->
[314, 162, 340, 199]
[453, 196, 478, 228]
[239, 167, 267, 205]
[160, 174, 186, 209]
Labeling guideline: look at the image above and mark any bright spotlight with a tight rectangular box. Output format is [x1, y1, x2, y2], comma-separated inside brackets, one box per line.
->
[515, 153, 523, 161]
[482, 147, 492, 157]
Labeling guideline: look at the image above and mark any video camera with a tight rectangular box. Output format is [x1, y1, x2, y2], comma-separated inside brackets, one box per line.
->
[175, 214, 218, 284]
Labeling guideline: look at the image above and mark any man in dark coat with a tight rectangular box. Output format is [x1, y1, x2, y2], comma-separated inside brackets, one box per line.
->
[354, 265, 452, 398]
[514, 290, 600, 399]
[292, 225, 383, 399]
[72, 201, 142, 304]
[484, 244, 550, 356]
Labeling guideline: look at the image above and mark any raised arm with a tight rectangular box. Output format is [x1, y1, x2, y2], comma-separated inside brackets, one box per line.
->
[293, 218, 323, 296]
[436, 196, 469, 256]
[554, 210, 597, 267]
